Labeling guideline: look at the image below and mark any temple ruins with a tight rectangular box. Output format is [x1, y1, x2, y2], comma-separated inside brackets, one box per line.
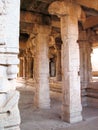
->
[1, 0, 98, 129]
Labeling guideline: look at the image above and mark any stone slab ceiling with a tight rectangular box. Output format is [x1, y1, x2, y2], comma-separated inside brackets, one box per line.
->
[20, 0, 98, 32]
[21, 0, 98, 14]
[21, 0, 56, 14]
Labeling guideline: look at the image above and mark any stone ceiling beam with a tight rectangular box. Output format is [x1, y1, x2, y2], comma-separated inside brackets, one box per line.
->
[83, 7, 98, 16]
[83, 16, 98, 29]
[72, 0, 98, 11]
[20, 11, 42, 24]
[20, 22, 34, 34]
[20, 11, 60, 28]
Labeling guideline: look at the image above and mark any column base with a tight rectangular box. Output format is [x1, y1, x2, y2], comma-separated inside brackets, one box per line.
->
[34, 94, 50, 109]
[62, 111, 82, 123]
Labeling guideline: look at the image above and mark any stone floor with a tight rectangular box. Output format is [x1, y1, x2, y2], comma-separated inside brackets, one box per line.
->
[18, 87, 98, 130]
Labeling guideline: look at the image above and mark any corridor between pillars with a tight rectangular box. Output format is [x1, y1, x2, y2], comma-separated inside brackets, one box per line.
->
[33, 25, 51, 109]
[49, 1, 83, 123]
[78, 30, 92, 106]
[79, 30, 92, 89]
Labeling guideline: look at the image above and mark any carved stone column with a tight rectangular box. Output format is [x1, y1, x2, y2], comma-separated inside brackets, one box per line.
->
[25, 56, 30, 79]
[25, 50, 32, 79]
[49, 1, 83, 123]
[28, 57, 32, 78]
[24, 56, 28, 78]
[0, 0, 21, 129]
[19, 57, 24, 77]
[23, 57, 26, 78]
[56, 45, 62, 81]
[34, 25, 51, 109]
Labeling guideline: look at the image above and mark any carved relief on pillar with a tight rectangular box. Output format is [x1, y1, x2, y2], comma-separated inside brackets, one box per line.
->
[48, 36, 57, 59]
[26, 34, 37, 57]
[0, 54, 21, 130]
[0, 0, 20, 129]
[0, 53, 19, 80]
[19, 33, 36, 79]
[87, 29, 98, 44]
[0, 90, 20, 129]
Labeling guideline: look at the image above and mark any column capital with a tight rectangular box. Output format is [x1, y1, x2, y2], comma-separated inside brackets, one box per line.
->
[48, 36, 55, 47]
[48, 1, 85, 22]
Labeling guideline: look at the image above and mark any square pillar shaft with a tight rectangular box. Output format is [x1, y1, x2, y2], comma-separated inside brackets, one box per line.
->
[34, 25, 51, 109]
[61, 15, 82, 123]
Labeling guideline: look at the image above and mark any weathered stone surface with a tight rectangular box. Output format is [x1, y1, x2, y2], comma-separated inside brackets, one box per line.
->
[34, 25, 51, 109]
[49, 1, 82, 123]
[73, 0, 98, 11]
[83, 16, 98, 29]
[0, 91, 20, 127]
[48, 1, 83, 21]
[5, 126, 20, 130]
[0, 0, 21, 129]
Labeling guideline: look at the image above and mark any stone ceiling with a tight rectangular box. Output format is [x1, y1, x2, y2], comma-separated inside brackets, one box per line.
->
[21, 0, 56, 15]
[20, 0, 98, 40]
[21, 0, 98, 16]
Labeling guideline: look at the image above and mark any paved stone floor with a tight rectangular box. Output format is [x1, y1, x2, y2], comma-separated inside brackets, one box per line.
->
[18, 87, 98, 130]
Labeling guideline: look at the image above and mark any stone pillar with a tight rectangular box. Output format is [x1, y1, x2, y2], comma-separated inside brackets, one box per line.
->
[23, 57, 26, 78]
[30, 57, 34, 78]
[24, 57, 28, 78]
[0, 0, 21, 129]
[25, 54, 31, 79]
[34, 25, 51, 109]
[19, 57, 23, 77]
[25, 49, 32, 79]
[26, 56, 30, 79]
[49, 1, 82, 123]
[56, 46, 62, 81]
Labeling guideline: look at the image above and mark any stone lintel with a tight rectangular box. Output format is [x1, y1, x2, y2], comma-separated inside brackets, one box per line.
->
[83, 16, 98, 29]
[20, 11, 60, 28]
[73, 0, 98, 12]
